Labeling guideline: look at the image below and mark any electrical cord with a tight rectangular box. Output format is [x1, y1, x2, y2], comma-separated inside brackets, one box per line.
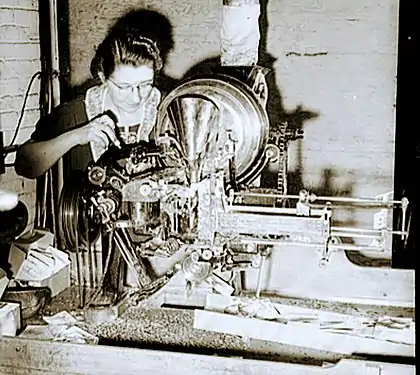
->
[7, 71, 42, 148]
[4, 70, 56, 171]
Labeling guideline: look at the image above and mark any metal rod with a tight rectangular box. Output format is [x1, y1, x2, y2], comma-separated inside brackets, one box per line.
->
[332, 227, 408, 237]
[239, 238, 322, 246]
[48, 0, 63, 197]
[48, 169, 57, 246]
[255, 255, 265, 298]
[237, 238, 385, 252]
[74, 224, 84, 308]
[390, 230, 409, 236]
[113, 231, 142, 288]
[83, 249, 91, 290]
[235, 192, 404, 205]
[329, 244, 384, 252]
[86, 208, 96, 289]
[331, 232, 380, 240]
[331, 227, 382, 234]
[41, 173, 48, 228]
[401, 205, 407, 240]
[121, 228, 139, 261]
[228, 205, 325, 216]
[95, 240, 103, 283]
[120, 227, 152, 287]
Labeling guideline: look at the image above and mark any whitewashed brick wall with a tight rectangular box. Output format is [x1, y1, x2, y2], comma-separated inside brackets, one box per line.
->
[65, 0, 400, 261]
[68, 0, 398, 218]
[0, 0, 41, 225]
[260, 0, 399, 241]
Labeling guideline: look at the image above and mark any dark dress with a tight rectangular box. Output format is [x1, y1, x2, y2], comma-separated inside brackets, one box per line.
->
[30, 95, 93, 180]
[29, 83, 162, 181]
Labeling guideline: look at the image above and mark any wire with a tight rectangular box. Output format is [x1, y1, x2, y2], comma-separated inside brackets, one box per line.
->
[7, 71, 42, 148]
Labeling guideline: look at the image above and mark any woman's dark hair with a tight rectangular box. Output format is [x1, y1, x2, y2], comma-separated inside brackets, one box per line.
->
[90, 32, 163, 79]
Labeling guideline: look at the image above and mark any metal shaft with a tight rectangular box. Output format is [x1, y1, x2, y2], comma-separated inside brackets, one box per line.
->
[236, 192, 405, 206]
[255, 255, 265, 298]
[74, 224, 84, 308]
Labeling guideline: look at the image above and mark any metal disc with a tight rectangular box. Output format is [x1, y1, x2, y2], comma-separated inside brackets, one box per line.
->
[156, 75, 270, 183]
[58, 182, 100, 251]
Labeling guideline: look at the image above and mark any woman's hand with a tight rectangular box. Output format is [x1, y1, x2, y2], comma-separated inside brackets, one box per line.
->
[72, 113, 121, 149]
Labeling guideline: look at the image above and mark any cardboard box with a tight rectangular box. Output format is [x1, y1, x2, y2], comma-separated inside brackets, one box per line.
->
[0, 269, 9, 299]
[9, 229, 54, 277]
[0, 301, 22, 337]
[8, 230, 70, 297]
[15, 246, 71, 297]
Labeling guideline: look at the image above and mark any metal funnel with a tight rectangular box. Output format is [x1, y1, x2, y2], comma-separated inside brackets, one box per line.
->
[167, 94, 219, 182]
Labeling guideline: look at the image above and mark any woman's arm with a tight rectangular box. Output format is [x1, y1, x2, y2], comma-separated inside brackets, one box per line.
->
[15, 114, 120, 179]
[14, 130, 80, 179]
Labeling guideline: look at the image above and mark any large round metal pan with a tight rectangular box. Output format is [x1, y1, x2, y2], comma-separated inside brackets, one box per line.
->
[156, 75, 270, 183]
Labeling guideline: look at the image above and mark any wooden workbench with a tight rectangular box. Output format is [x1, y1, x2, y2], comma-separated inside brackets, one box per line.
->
[0, 284, 416, 374]
[0, 336, 416, 375]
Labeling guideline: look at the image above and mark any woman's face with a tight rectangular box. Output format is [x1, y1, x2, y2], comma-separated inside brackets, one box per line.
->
[106, 64, 154, 113]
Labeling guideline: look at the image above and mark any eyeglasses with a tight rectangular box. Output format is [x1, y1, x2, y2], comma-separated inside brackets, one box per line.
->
[108, 78, 153, 95]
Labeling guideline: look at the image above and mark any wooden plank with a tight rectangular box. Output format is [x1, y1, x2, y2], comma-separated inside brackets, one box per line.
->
[0, 337, 415, 375]
[205, 294, 415, 346]
[194, 309, 414, 357]
[245, 245, 415, 307]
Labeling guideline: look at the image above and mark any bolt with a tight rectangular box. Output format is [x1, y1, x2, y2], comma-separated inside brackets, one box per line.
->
[319, 258, 328, 268]
[202, 249, 213, 261]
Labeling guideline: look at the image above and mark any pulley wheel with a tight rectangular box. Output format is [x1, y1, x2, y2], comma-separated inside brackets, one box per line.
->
[58, 180, 100, 251]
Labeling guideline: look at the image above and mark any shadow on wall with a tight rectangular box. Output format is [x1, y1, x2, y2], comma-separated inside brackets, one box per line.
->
[290, 167, 357, 243]
[66, 8, 179, 99]
[258, 1, 392, 268]
[56, 0, 71, 102]
[181, 0, 319, 190]
[259, 0, 319, 190]
[299, 168, 392, 268]
[289, 168, 355, 200]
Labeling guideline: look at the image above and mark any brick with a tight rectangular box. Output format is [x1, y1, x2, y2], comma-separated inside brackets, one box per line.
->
[267, 0, 397, 24]
[0, 4, 39, 217]
[0, 42, 39, 60]
[0, 24, 39, 42]
[0, 108, 40, 130]
[0, 93, 39, 113]
[0, 167, 20, 181]
[0, 174, 35, 194]
[1, 125, 35, 145]
[0, 76, 41, 96]
[0, 8, 38, 25]
[0, 0, 38, 9]
[0, 58, 40, 79]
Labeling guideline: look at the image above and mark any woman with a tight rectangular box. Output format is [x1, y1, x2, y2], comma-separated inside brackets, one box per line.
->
[15, 31, 163, 179]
